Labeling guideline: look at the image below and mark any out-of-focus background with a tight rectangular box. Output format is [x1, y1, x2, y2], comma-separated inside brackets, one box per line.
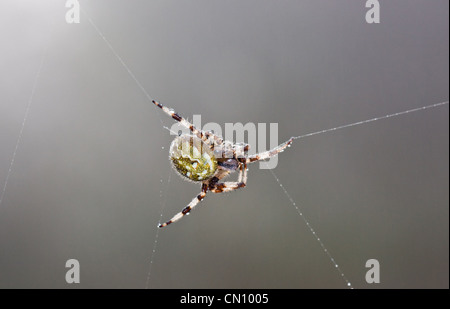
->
[0, 0, 448, 288]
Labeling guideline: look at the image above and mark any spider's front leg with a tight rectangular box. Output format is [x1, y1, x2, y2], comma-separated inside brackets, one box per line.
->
[245, 137, 294, 163]
[152, 100, 223, 148]
[158, 183, 208, 228]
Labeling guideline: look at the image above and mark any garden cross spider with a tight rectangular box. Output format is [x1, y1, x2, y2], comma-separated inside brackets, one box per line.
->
[153, 100, 294, 228]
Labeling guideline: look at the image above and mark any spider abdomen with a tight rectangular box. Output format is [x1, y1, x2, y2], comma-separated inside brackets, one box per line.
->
[169, 135, 218, 181]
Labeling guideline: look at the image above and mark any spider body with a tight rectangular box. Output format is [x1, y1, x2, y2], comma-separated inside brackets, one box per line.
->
[153, 100, 293, 227]
[169, 135, 218, 181]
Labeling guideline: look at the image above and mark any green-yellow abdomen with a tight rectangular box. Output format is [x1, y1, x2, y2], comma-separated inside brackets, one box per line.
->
[169, 135, 218, 182]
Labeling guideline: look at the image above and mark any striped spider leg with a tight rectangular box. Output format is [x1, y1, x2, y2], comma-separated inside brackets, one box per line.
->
[245, 137, 294, 164]
[152, 100, 293, 228]
[158, 164, 247, 228]
[152, 100, 222, 149]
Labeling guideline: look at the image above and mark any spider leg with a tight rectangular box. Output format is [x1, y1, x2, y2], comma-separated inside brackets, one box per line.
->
[152, 100, 223, 148]
[158, 183, 208, 228]
[245, 137, 293, 163]
[152, 100, 202, 137]
[210, 163, 247, 193]
[159, 165, 247, 227]
[237, 162, 247, 183]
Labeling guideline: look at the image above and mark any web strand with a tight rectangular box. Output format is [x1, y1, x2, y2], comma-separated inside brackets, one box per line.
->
[292, 101, 449, 141]
[0, 40, 48, 210]
[266, 99, 448, 288]
[145, 169, 172, 289]
[266, 166, 353, 288]
[80, 4, 448, 289]
[81, 6, 174, 288]
[82, 8, 154, 103]
[81, 6, 165, 128]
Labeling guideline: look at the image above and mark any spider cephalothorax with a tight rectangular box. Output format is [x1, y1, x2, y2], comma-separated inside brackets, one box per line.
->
[153, 100, 293, 227]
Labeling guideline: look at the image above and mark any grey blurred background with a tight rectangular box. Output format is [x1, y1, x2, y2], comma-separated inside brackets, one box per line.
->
[0, 0, 448, 288]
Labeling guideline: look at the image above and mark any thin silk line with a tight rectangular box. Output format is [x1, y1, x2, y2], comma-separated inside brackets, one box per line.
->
[265, 99, 448, 288]
[145, 169, 172, 289]
[81, 6, 165, 128]
[266, 165, 353, 289]
[80, 6, 174, 289]
[0, 44, 48, 209]
[292, 101, 449, 141]
[80, 3, 448, 290]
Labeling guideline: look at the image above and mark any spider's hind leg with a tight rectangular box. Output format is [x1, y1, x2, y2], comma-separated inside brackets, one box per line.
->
[210, 162, 247, 193]
[158, 183, 208, 228]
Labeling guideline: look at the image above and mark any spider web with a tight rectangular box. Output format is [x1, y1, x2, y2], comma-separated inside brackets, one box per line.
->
[0, 48, 48, 210]
[78, 5, 448, 289]
[1, 1, 448, 289]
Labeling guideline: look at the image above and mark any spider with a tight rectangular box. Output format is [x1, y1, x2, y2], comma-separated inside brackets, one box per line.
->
[153, 100, 293, 228]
